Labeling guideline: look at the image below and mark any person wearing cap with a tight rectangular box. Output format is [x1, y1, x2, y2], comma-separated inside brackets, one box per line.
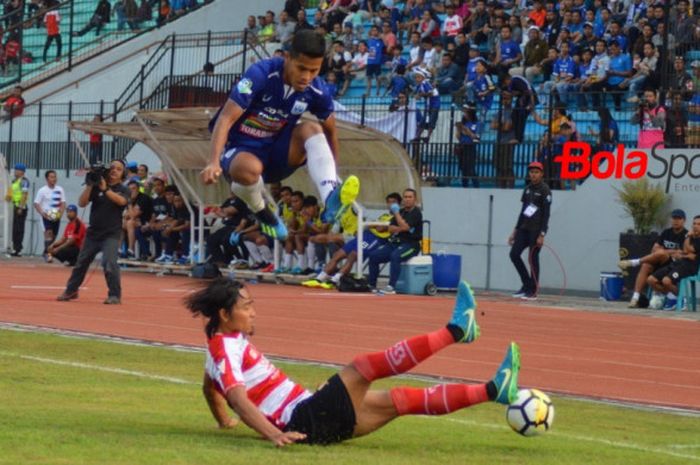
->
[5, 163, 30, 257]
[647, 215, 700, 311]
[579, 21, 597, 53]
[508, 161, 552, 300]
[455, 102, 481, 187]
[669, 55, 694, 102]
[56, 160, 129, 305]
[46, 205, 86, 266]
[509, 26, 547, 81]
[619, 210, 689, 309]
[413, 67, 441, 141]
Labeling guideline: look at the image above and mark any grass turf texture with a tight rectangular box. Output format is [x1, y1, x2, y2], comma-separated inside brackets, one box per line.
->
[1, 328, 699, 465]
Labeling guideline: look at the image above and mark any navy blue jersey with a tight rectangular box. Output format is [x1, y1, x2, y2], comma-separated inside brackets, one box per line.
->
[210, 57, 334, 150]
[417, 80, 441, 109]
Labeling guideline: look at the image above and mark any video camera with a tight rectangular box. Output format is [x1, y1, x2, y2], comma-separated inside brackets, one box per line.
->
[85, 164, 110, 187]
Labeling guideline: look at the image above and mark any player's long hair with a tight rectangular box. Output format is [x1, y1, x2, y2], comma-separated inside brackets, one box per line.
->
[184, 278, 243, 339]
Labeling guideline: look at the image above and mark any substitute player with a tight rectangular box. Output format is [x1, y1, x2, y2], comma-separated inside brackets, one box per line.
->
[202, 30, 359, 241]
[185, 278, 520, 446]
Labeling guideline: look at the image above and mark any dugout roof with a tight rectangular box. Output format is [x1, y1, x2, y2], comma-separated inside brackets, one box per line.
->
[68, 108, 421, 209]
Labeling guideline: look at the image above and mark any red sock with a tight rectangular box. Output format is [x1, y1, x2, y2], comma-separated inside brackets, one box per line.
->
[352, 327, 455, 382]
[390, 384, 490, 415]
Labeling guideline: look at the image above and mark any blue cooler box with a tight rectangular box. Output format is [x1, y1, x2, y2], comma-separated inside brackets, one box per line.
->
[395, 255, 434, 295]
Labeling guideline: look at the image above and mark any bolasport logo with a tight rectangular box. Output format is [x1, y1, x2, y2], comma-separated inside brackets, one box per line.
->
[554, 142, 700, 192]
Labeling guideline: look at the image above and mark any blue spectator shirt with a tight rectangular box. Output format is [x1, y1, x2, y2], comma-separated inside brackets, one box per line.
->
[389, 76, 410, 97]
[500, 40, 521, 62]
[552, 55, 576, 80]
[391, 55, 408, 73]
[690, 94, 700, 123]
[324, 81, 338, 98]
[473, 74, 495, 109]
[367, 37, 384, 65]
[568, 21, 584, 36]
[577, 61, 592, 80]
[600, 118, 620, 143]
[458, 118, 480, 143]
[607, 34, 628, 52]
[417, 80, 441, 110]
[466, 57, 479, 82]
[209, 58, 334, 149]
[607, 53, 631, 86]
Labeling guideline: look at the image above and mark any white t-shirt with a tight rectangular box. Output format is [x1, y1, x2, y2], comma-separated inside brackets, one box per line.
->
[34, 185, 65, 213]
[443, 14, 463, 36]
[352, 51, 369, 69]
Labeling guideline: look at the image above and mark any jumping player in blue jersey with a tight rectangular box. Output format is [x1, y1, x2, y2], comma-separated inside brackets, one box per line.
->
[202, 30, 360, 240]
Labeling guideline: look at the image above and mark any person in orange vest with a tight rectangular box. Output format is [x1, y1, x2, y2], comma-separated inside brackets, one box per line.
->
[42, 1, 62, 62]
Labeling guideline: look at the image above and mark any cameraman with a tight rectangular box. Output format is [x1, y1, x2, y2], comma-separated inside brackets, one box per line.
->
[631, 88, 666, 149]
[56, 160, 129, 305]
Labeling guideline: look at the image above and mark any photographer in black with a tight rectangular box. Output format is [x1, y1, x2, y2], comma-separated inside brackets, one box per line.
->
[57, 160, 129, 305]
[508, 161, 552, 301]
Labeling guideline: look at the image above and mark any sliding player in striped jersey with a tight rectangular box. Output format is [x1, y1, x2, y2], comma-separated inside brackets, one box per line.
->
[185, 278, 520, 446]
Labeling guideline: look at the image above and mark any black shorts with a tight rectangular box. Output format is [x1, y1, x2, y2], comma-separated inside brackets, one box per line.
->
[652, 260, 699, 285]
[366, 63, 382, 77]
[283, 374, 356, 445]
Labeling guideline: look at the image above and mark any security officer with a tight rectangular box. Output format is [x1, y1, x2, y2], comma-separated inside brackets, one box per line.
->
[4, 163, 30, 257]
[508, 161, 552, 300]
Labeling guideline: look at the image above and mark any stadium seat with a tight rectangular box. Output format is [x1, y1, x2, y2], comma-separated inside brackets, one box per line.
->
[676, 269, 699, 312]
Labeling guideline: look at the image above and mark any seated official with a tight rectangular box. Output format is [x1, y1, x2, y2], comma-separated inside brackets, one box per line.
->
[367, 189, 423, 294]
[207, 193, 251, 267]
[47, 204, 86, 266]
[618, 209, 688, 308]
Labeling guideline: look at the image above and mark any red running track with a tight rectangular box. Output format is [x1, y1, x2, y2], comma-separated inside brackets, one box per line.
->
[1, 261, 698, 411]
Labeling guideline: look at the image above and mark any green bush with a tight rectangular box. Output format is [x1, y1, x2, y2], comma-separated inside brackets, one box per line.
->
[614, 179, 669, 235]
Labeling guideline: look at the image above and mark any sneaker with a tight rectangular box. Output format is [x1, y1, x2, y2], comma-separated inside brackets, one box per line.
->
[492, 342, 521, 405]
[261, 263, 275, 273]
[448, 281, 480, 343]
[46, 254, 54, 263]
[319, 281, 336, 290]
[301, 268, 315, 275]
[521, 292, 538, 301]
[618, 260, 632, 270]
[103, 296, 121, 305]
[126, 250, 136, 259]
[10, 251, 22, 257]
[155, 254, 173, 264]
[290, 266, 303, 275]
[662, 298, 678, 311]
[255, 208, 288, 241]
[301, 279, 322, 288]
[379, 285, 396, 295]
[511, 287, 527, 298]
[274, 267, 290, 274]
[649, 294, 664, 310]
[56, 291, 78, 301]
[176, 255, 190, 265]
[627, 297, 640, 309]
[321, 175, 360, 224]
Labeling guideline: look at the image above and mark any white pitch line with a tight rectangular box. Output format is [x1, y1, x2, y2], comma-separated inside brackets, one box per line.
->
[2, 346, 698, 462]
[10, 285, 88, 290]
[0, 351, 197, 386]
[435, 417, 700, 462]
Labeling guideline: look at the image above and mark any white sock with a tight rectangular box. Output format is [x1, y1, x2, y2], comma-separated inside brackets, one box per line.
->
[306, 242, 316, 269]
[296, 251, 308, 270]
[230, 177, 265, 213]
[630, 258, 641, 266]
[283, 253, 293, 269]
[317, 271, 329, 281]
[667, 292, 676, 299]
[259, 245, 273, 262]
[632, 292, 640, 300]
[244, 241, 263, 264]
[331, 272, 342, 283]
[304, 133, 339, 203]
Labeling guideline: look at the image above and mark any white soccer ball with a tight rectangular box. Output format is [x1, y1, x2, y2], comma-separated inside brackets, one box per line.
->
[506, 388, 555, 437]
[46, 208, 61, 221]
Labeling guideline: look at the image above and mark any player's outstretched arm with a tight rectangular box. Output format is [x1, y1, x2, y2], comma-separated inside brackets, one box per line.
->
[202, 373, 239, 429]
[203, 99, 245, 184]
[225, 386, 306, 447]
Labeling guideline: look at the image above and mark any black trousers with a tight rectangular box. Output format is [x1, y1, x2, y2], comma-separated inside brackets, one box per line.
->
[53, 244, 80, 265]
[509, 228, 541, 293]
[43, 34, 62, 61]
[12, 206, 27, 253]
[456, 143, 479, 187]
[65, 234, 121, 298]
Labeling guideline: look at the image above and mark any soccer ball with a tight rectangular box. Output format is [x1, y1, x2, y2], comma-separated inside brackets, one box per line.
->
[46, 208, 61, 221]
[506, 389, 555, 436]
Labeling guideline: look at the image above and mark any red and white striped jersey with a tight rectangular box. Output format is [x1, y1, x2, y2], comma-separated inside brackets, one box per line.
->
[205, 332, 311, 428]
